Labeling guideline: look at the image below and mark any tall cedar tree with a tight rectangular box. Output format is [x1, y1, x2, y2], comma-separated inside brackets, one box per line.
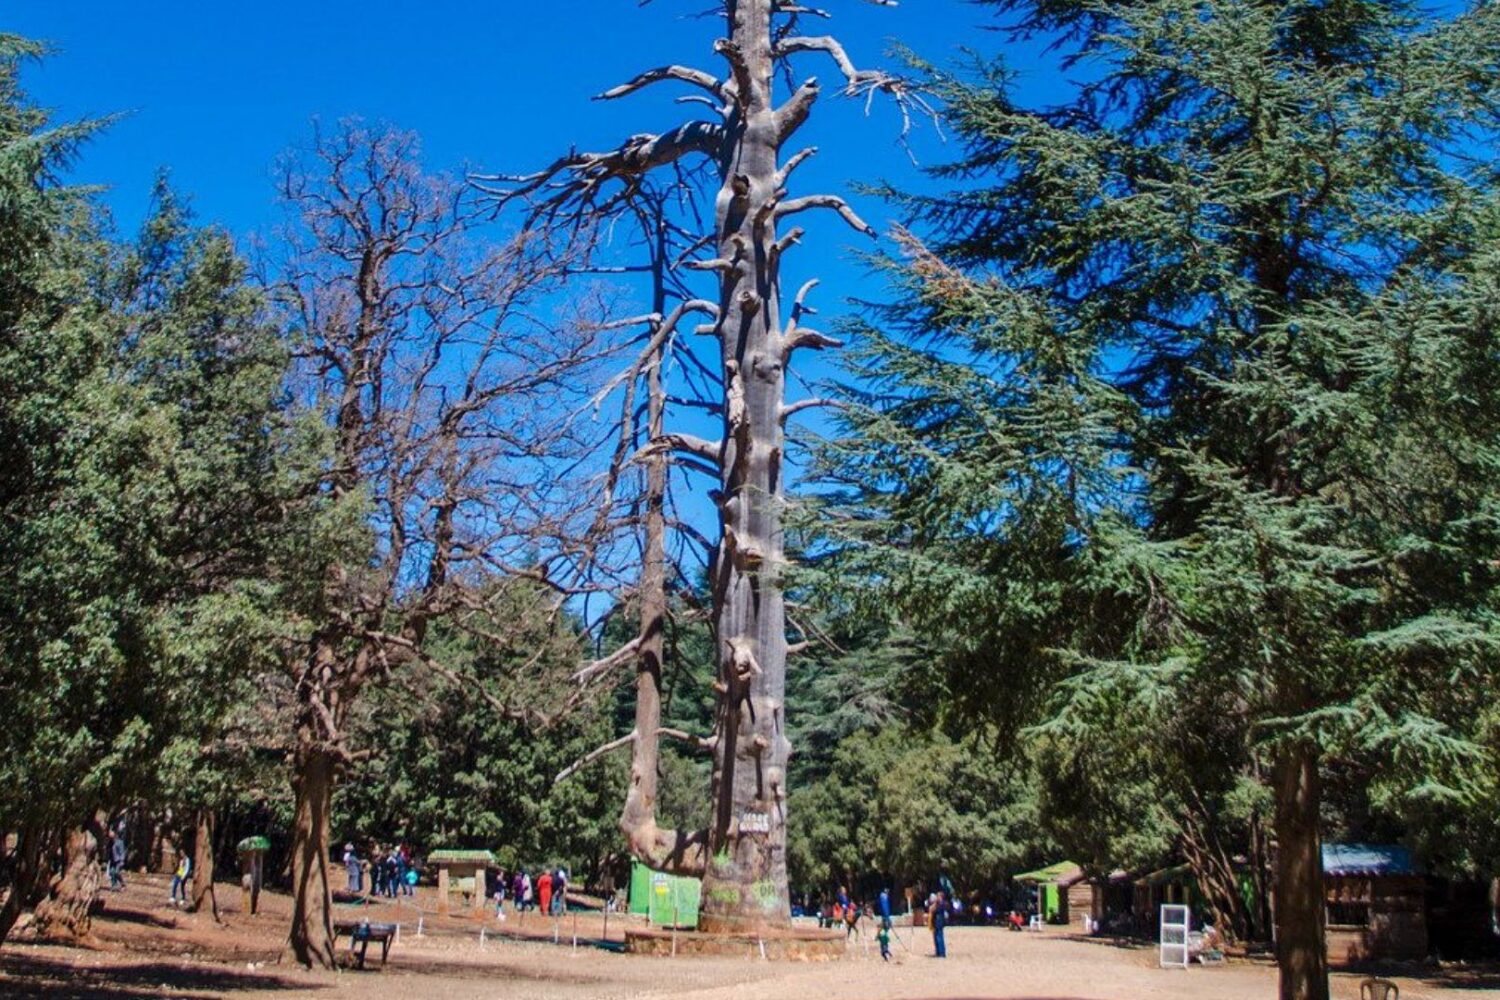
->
[820, 2, 1500, 998]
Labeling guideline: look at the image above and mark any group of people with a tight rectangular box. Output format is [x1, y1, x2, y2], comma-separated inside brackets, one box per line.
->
[343, 841, 416, 897]
[496, 866, 570, 917]
[815, 877, 959, 961]
[101, 823, 193, 909]
[334, 842, 574, 916]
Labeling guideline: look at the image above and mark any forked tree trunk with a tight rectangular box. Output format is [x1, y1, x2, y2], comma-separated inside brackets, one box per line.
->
[1271, 741, 1329, 1000]
[286, 747, 337, 968]
[189, 808, 219, 920]
[698, 0, 793, 934]
[31, 818, 104, 941]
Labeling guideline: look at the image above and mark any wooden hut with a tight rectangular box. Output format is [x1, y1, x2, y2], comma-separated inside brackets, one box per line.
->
[1091, 870, 1136, 933]
[1133, 864, 1197, 934]
[1322, 843, 1427, 963]
[1015, 861, 1087, 927]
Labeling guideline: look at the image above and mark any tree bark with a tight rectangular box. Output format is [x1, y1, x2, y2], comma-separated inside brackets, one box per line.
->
[619, 212, 710, 876]
[1249, 801, 1273, 945]
[31, 818, 104, 941]
[286, 747, 337, 968]
[189, 808, 219, 920]
[0, 828, 50, 946]
[698, 0, 794, 934]
[1271, 741, 1329, 1000]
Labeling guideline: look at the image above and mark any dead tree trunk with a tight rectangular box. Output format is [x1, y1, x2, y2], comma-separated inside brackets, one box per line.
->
[619, 210, 711, 874]
[189, 809, 219, 920]
[286, 744, 336, 969]
[517, 0, 914, 936]
[695, 0, 795, 933]
[1271, 741, 1329, 1000]
[31, 818, 104, 941]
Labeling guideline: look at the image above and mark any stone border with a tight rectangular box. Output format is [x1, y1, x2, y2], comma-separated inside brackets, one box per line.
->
[624, 926, 846, 960]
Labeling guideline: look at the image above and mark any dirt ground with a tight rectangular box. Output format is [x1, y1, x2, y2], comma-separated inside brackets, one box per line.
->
[1, 873, 1495, 999]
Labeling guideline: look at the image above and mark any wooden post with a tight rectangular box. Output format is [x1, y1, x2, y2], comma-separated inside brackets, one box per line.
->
[473, 866, 486, 916]
[437, 865, 451, 917]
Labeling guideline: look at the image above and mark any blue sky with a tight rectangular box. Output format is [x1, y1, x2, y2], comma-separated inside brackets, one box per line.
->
[8, 2, 1062, 302]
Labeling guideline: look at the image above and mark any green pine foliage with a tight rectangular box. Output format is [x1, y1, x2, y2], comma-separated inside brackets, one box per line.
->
[0, 39, 290, 877]
[816, 0, 1500, 963]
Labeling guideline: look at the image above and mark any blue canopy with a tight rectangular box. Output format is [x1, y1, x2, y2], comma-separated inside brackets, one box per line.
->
[1321, 843, 1417, 877]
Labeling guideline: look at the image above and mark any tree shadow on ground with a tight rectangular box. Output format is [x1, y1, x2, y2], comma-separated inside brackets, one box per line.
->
[1055, 933, 1156, 952]
[1414, 968, 1500, 991]
[377, 952, 626, 985]
[0, 951, 322, 999]
[91, 906, 182, 930]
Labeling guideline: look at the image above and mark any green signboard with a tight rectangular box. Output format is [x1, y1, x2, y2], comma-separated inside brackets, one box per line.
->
[629, 860, 700, 929]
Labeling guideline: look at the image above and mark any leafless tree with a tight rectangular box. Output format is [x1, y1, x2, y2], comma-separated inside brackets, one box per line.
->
[493, 1, 930, 935]
[269, 121, 615, 967]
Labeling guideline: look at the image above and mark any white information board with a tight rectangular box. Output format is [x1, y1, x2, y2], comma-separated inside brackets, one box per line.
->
[1159, 904, 1190, 968]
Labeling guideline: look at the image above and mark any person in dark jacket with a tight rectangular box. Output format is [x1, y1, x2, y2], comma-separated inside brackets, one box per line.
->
[107, 831, 126, 890]
[930, 890, 948, 958]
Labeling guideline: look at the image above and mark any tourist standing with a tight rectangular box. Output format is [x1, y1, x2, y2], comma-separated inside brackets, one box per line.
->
[401, 843, 415, 896]
[392, 849, 408, 897]
[169, 850, 192, 906]
[344, 842, 361, 894]
[552, 867, 567, 915]
[878, 886, 892, 930]
[930, 890, 948, 958]
[107, 830, 126, 890]
[384, 851, 399, 898]
[537, 868, 554, 917]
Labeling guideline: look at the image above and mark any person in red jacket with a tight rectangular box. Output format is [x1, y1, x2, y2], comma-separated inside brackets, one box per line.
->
[537, 869, 554, 916]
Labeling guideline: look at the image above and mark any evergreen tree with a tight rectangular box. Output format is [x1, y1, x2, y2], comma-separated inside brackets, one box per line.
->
[821, 3, 1500, 997]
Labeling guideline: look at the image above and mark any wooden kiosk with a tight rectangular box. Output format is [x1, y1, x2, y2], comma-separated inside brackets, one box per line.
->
[428, 848, 494, 916]
[236, 835, 270, 915]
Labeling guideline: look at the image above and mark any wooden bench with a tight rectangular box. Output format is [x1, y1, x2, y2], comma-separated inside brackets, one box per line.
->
[332, 920, 397, 969]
